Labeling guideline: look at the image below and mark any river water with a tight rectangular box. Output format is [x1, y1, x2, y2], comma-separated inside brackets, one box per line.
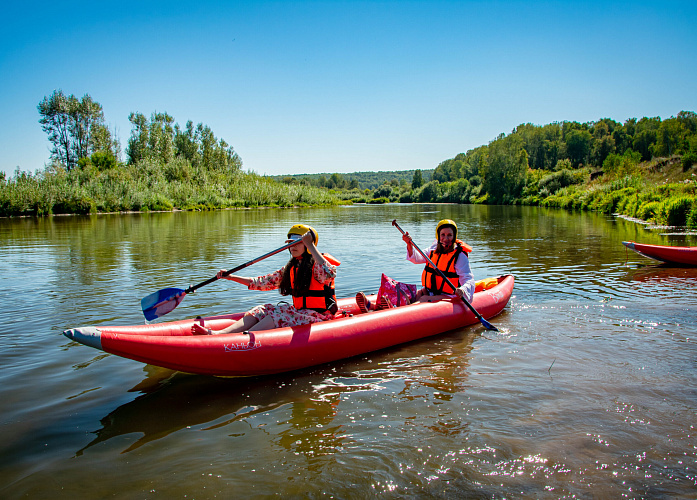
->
[1, 204, 695, 498]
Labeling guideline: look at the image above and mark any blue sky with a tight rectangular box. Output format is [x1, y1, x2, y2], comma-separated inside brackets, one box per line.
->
[1, 0, 696, 177]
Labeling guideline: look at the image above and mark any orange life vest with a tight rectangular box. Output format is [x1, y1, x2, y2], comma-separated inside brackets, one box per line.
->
[289, 256, 338, 314]
[421, 241, 470, 294]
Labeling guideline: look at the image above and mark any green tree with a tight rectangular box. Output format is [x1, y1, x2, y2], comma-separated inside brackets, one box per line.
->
[72, 94, 106, 160]
[677, 111, 697, 137]
[174, 121, 198, 164]
[38, 90, 74, 168]
[328, 173, 344, 189]
[90, 122, 120, 160]
[419, 180, 440, 202]
[555, 158, 572, 171]
[602, 150, 641, 177]
[373, 183, 393, 199]
[565, 129, 593, 167]
[38, 90, 112, 170]
[432, 160, 450, 183]
[149, 112, 176, 164]
[126, 112, 149, 164]
[590, 120, 616, 167]
[126, 112, 176, 164]
[633, 117, 660, 161]
[127, 113, 242, 173]
[613, 118, 636, 156]
[482, 134, 528, 203]
[463, 146, 488, 179]
[412, 169, 423, 189]
[654, 116, 689, 157]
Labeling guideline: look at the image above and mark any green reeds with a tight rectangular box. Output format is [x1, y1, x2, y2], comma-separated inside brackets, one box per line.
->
[0, 160, 342, 217]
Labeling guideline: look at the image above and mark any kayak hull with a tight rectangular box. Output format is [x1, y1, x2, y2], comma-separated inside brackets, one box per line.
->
[64, 275, 514, 377]
[622, 241, 697, 266]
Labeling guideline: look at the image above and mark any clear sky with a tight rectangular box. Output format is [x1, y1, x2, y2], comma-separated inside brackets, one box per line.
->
[2, 0, 696, 177]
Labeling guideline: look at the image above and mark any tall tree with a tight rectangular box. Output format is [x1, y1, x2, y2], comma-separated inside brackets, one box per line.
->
[72, 94, 105, 160]
[126, 112, 149, 164]
[654, 117, 682, 157]
[565, 129, 593, 167]
[38, 90, 74, 168]
[174, 121, 198, 163]
[590, 120, 616, 166]
[482, 134, 528, 203]
[38, 90, 111, 170]
[412, 169, 423, 189]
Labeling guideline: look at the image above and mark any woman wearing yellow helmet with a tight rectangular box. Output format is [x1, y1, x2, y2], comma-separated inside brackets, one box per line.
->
[402, 219, 475, 302]
[191, 224, 339, 335]
[354, 219, 474, 314]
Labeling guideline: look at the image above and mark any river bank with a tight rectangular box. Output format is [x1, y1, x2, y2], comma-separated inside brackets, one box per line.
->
[2, 155, 695, 230]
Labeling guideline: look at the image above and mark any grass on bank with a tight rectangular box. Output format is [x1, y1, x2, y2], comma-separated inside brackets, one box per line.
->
[534, 157, 697, 228]
[0, 158, 341, 217]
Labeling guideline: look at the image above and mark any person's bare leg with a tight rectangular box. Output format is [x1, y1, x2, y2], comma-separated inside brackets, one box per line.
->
[418, 293, 447, 303]
[248, 314, 276, 332]
[192, 314, 260, 335]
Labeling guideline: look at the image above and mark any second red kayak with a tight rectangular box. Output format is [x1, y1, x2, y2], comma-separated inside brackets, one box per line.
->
[622, 241, 697, 266]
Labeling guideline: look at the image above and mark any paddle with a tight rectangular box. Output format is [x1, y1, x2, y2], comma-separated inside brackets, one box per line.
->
[392, 219, 499, 332]
[140, 239, 304, 321]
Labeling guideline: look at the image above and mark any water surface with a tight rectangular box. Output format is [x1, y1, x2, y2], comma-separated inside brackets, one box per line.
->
[1, 205, 695, 498]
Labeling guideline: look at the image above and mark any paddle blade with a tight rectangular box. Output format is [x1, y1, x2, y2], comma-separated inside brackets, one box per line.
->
[480, 317, 499, 332]
[141, 287, 186, 321]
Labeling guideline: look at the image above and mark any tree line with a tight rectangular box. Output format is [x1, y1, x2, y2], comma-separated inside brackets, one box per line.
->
[427, 112, 697, 205]
[273, 169, 433, 191]
[274, 112, 696, 210]
[37, 89, 242, 175]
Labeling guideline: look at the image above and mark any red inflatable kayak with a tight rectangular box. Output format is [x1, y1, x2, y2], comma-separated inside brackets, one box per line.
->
[622, 241, 697, 266]
[64, 275, 514, 377]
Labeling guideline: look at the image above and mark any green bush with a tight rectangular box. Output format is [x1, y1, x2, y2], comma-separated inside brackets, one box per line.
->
[687, 204, 697, 228]
[53, 193, 96, 214]
[637, 201, 661, 221]
[682, 152, 697, 171]
[373, 185, 393, 199]
[657, 196, 696, 226]
[538, 169, 583, 194]
[399, 191, 414, 203]
[164, 157, 193, 182]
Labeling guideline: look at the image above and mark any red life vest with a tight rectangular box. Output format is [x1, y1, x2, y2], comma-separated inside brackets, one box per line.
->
[289, 257, 337, 314]
[421, 241, 470, 294]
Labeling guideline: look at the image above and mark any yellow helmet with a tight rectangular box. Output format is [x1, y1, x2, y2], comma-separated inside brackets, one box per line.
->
[436, 219, 457, 239]
[287, 224, 318, 244]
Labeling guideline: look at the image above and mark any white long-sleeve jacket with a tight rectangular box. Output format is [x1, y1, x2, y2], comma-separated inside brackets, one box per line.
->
[406, 240, 475, 302]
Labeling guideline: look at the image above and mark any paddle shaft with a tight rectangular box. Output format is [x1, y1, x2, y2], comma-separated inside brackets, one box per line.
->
[184, 239, 304, 294]
[391, 219, 498, 331]
[141, 238, 306, 320]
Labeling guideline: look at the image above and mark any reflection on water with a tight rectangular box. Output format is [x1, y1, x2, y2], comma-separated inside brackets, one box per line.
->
[1, 205, 696, 498]
[626, 262, 697, 283]
[76, 332, 477, 459]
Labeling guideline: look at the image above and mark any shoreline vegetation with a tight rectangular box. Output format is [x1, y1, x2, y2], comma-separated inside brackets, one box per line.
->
[2, 90, 696, 228]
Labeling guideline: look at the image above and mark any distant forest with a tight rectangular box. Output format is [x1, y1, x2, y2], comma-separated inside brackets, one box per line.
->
[270, 169, 433, 191]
